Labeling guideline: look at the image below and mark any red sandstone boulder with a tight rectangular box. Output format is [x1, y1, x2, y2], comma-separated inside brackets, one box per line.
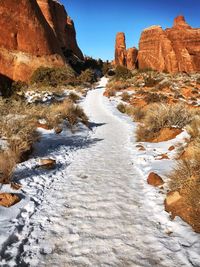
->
[147, 172, 164, 187]
[138, 16, 200, 73]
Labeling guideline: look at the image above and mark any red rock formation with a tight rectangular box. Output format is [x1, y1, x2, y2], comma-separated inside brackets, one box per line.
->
[127, 47, 138, 70]
[115, 32, 138, 70]
[138, 26, 178, 72]
[115, 32, 127, 66]
[138, 16, 200, 73]
[0, 0, 65, 81]
[37, 0, 83, 59]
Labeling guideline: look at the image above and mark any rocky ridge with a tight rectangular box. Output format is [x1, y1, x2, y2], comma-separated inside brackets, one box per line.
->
[115, 16, 200, 73]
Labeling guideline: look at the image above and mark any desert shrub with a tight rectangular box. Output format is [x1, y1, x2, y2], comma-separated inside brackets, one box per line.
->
[169, 159, 200, 191]
[136, 103, 192, 141]
[121, 92, 130, 102]
[115, 66, 132, 80]
[144, 93, 168, 104]
[186, 116, 200, 140]
[117, 103, 126, 113]
[144, 76, 159, 87]
[78, 69, 97, 84]
[0, 74, 13, 98]
[68, 92, 81, 103]
[44, 99, 88, 128]
[127, 106, 145, 121]
[30, 66, 76, 86]
[0, 151, 16, 184]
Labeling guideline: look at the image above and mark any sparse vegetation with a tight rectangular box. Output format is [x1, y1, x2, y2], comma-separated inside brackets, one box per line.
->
[0, 151, 16, 184]
[114, 66, 132, 80]
[136, 103, 192, 141]
[30, 66, 76, 87]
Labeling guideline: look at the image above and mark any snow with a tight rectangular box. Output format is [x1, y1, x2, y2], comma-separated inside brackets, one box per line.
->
[0, 77, 200, 266]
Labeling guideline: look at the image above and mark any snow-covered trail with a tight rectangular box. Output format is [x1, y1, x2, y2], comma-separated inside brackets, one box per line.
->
[3, 78, 200, 267]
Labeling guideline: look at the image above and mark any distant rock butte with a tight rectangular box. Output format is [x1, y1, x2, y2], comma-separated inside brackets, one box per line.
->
[115, 16, 200, 73]
[139, 16, 200, 73]
[0, 0, 83, 81]
[115, 32, 138, 70]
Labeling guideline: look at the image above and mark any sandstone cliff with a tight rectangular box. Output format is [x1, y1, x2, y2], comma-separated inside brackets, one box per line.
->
[37, 0, 83, 60]
[115, 32, 138, 70]
[138, 16, 200, 73]
[0, 0, 83, 82]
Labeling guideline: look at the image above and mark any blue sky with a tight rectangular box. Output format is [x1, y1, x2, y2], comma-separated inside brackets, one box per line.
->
[62, 0, 200, 61]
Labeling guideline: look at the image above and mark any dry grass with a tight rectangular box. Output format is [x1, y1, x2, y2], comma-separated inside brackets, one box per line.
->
[0, 95, 88, 174]
[0, 150, 16, 184]
[168, 157, 200, 208]
[136, 103, 192, 141]
[117, 103, 145, 122]
[121, 92, 130, 102]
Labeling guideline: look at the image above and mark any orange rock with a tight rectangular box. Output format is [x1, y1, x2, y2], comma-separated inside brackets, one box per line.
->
[138, 16, 200, 73]
[0, 0, 66, 81]
[0, 193, 20, 207]
[150, 128, 182, 143]
[114, 32, 138, 70]
[115, 32, 127, 67]
[0, 0, 83, 82]
[127, 47, 138, 70]
[165, 190, 200, 233]
[147, 172, 164, 187]
[168, 145, 175, 151]
[40, 158, 56, 169]
[37, 0, 83, 60]
[156, 153, 169, 160]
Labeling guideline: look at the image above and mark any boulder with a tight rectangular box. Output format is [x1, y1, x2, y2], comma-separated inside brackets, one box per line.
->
[147, 172, 164, 187]
[0, 193, 20, 207]
[40, 158, 56, 169]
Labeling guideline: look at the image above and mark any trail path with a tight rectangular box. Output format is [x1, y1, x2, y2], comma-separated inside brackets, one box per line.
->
[2, 78, 200, 267]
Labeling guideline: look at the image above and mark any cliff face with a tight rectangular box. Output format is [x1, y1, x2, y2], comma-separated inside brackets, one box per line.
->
[115, 16, 200, 73]
[115, 32, 138, 70]
[36, 0, 84, 59]
[138, 16, 200, 73]
[0, 0, 83, 82]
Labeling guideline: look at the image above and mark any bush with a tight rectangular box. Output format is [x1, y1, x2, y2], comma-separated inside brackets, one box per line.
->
[121, 92, 130, 102]
[78, 69, 97, 84]
[117, 103, 126, 113]
[0, 151, 16, 184]
[144, 76, 158, 87]
[115, 66, 132, 80]
[68, 92, 81, 103]
[144, 93, 168, 104]
[30, 66, 76, 86]
[136, 103, 192, 141]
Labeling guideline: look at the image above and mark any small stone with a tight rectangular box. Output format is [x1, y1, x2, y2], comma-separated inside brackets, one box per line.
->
[147, 172, 164, 187]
